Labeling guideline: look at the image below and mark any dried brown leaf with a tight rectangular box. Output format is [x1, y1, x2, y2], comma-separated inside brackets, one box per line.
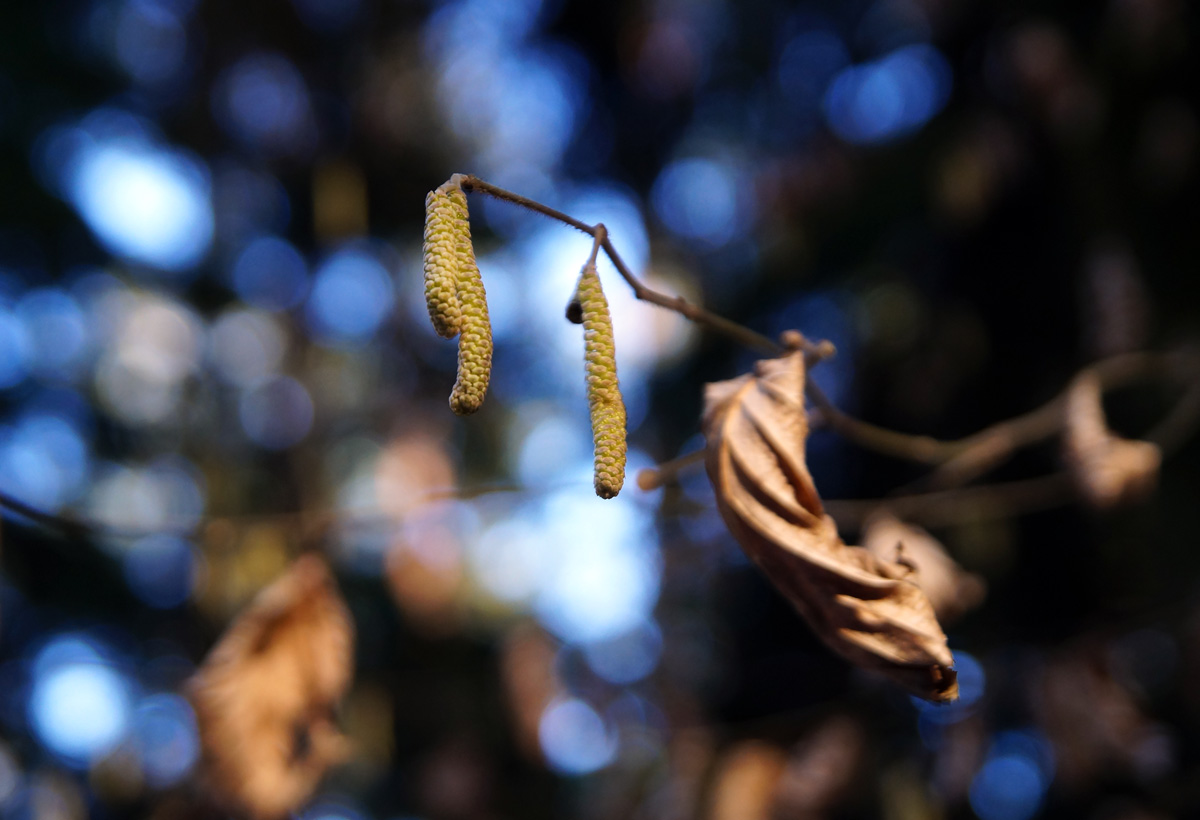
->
[702, 352, 958, 702]
[188, 554, 354, 819]
[863, 514, 986, 624]
[1064, 372, 1161, 509]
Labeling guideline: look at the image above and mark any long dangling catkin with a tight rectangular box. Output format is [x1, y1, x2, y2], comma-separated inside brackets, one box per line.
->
[422, 183, 466, 339]
[448, 190, 492, 415]
[575, 262, 626, 498]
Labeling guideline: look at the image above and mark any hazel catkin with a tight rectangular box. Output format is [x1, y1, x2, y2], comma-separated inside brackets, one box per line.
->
[448, 189, 492, 415]
[574, 262, 626, 498]
[422, 183, 466, 339]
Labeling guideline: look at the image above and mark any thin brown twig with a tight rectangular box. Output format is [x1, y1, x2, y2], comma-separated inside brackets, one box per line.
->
[463, 174, 1200, 492]
[823, 474, 1075, 530]
[636, 449, 707, 491]
[459, 174, 782, 355]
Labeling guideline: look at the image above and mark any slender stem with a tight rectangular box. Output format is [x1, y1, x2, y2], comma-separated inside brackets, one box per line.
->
[822, 474, 1075, 530]
[637, 449, 707, 491]
[459, 174, 782, 356]
[460, 174, 1200, 482]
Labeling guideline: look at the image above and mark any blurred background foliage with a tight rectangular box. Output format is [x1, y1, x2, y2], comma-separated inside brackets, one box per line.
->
[0, 0, 1198, 818]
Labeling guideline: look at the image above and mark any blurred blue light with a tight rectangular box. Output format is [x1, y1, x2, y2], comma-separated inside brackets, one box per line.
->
[300, 798, 369, 820]
[428, 4, 584, 173]
[230, 236, 309, 310]
[532, 492, 661, 643]
[538, 697, 617, 775]
[582, 618, 663, 684]
[114, 0, 188, 86]
[133, 693, 199, 787]
[215, 53, 316, 157]
[824, 44, 952, 145]
[239, 375, 314, 450]
[0, 308, 31, 388]
[16, 289, 89, 381]
[305, 247, 394, 343]
[651, 158, 753, 249]
[66, 137, 213, 271]
[516, 414, 591, 486]
[467, 490, 661, 643]
[969, 754, 1047, 820]
[29, 637, 132, 767]
[0, 413, 90, 513]
[778, 30, 850, 107]
[123, 535, 196, 609]
[425, 0, 547, 66]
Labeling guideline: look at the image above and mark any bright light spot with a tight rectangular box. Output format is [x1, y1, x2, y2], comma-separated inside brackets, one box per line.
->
[95, 295, 203, 424]
[305, 247, 394, 344]
[29, 637, 132, 766]
[16, 289, 89, 381]
[824, 44, 952, 145]
[429, 10, 583, 172]
[467, 491, 661, 643]
[68, 139, 213, 271]
[651, 157, 754, 249]
[532, 492, 660, 643]
[515, 413, 591, 487]
[230, 235, 309, 310]
[582, 618, 663, 684]
[133, 694, 199, 787]
[538, 697, 617, 775]
[114, 0, 189, 86]
[214, 52, 316, 157]
[239, 375, 314, 450]
[468, 517, 549, 603]
[123, 535, 197, 608]
[89, 458, 206, 532]
[0, 412, 91, 512]
[209, 308, 287, 386]
[0, 307, 31, 388]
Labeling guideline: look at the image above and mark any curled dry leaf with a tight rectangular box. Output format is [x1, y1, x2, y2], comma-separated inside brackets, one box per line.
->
[188, 554, 354, 819]
[1064, 371, 1161, 509]
[702, 351, 958, 702]
[863, 514, 986, 624]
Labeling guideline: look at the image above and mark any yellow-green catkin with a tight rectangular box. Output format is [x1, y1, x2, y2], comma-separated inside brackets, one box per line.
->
[422, 183, 466, 339]
[575, 262, 626, 498]
[448, 190, 492, 416]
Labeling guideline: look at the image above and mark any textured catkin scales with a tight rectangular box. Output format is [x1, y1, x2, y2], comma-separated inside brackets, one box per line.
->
[448, 190, 492, 415]
[575, 262, 626, 498]
[422, 184, 465, 339]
